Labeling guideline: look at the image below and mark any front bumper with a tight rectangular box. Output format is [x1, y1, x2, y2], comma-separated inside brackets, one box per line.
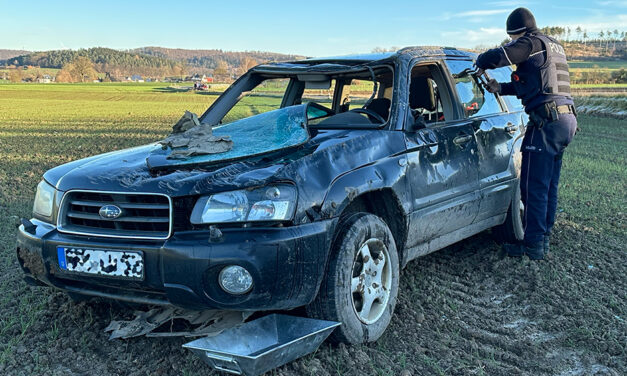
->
[16, 218, 336, 310]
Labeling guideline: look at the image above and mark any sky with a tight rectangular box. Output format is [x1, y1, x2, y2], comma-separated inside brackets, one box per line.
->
[1, 0, 626, 57]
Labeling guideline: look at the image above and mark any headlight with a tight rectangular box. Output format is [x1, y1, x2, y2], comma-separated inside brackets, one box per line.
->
[190, 185, 297, 224]
[33, 180, 56, 218]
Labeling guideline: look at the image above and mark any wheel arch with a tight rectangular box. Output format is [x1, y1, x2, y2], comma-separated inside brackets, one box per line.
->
[318, 158, 410, 260]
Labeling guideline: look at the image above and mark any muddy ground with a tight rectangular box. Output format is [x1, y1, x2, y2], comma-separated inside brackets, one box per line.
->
[1, 218, 624, 376]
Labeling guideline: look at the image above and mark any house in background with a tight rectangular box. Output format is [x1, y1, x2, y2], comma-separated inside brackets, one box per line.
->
[37, 74, 53, 83]
[191, 74, 213, 83]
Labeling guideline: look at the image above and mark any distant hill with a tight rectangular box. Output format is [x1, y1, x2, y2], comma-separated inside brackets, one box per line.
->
[132, 47, 305, 71]
[564, 41, 627, 60]
[9, 47, 179, 70]
[0, 49, 31, 62]
[2, 46, 305, 78]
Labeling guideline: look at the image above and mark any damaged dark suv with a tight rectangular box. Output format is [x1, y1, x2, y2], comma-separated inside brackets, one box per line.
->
[17, 47, 527, 344]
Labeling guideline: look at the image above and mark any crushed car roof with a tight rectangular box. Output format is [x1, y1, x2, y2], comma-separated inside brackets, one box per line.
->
[298, 46, 475, 63]
[254, 46, 477, 72]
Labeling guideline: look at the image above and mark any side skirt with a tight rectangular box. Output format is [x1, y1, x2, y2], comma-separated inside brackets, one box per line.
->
[402, 214, 506, 267]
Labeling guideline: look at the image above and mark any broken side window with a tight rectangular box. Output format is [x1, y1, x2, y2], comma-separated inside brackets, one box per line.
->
[487, 67, 525, 112]
[407, 64, 452, 125]
[343, 72, 393, 110]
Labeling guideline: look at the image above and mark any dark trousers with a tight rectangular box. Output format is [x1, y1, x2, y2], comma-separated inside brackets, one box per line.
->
[520, 150, 563, 244]
[520, 113, 576, 245]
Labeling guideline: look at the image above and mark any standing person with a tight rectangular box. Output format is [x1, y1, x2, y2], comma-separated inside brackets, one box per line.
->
[475, 7, 578, 260]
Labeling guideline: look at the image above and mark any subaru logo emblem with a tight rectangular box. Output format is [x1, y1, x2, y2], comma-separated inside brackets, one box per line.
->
[99, 205, 122, 219]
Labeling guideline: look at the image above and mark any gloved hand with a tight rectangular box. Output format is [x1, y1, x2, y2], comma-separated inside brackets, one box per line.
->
[486, 79, 501, 94]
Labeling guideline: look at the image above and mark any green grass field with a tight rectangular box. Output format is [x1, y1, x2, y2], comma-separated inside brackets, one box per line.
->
[0, 67, 61, 76]
[569, 60, 627, 69]
[0, 83, 625, 375]
[571, 83, 627, 88]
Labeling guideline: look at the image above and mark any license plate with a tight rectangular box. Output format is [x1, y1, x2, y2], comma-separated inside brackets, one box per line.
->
[57, 246, 144, 280]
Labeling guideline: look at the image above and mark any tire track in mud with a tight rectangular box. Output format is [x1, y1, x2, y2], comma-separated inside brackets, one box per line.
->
[402, 240, 547, 373]
[359, 227, 623, 376]
[1, 226, 624, 375]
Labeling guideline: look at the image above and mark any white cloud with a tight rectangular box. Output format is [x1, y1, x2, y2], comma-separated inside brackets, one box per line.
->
[560, 14, 627, 33]
[441, 27, 506, 45]
[488, 1, 533, 6]
[445, 9, 510, 19]
[597, 1, 627, 7]
[438, 12, 627, 49]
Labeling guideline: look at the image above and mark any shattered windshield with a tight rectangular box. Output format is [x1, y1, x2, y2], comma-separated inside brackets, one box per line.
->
[211, 105, 308, 160]
[149, 105, 309, 167]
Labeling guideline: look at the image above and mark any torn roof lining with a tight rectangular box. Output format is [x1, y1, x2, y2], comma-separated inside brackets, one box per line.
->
[263, 46, 473, 67]
[251, 62, 396, 80]
[251, 47, 474, 76]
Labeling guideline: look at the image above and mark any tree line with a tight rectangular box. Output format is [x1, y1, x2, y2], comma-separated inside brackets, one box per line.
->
[9, 47, 185, 80]
[133, 47, 303, 71]
[4, 46, 303, 82]
[539, 26, 626, 45]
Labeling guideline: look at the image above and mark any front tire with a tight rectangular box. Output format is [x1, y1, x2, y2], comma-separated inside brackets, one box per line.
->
[307, 213, 399, 344]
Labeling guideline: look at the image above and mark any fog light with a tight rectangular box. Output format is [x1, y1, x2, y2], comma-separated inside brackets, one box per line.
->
[218, 265, 253, 295]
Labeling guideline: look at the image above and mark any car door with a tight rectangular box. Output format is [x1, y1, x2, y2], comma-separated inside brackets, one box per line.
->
[402, 61, 480, 252]
[445, 59, 524, 222]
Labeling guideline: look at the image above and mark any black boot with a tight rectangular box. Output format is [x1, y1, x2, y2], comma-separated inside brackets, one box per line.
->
[503, 243, 524, 257]
[524, 241, 544, 260]
[543, 234, 550, 255]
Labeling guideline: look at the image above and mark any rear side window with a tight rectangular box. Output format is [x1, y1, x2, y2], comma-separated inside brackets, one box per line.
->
[343, 78, 390, 108]
[301, 80, 337, 108]
[446, 60, 503, 118]
[488, 66, 524, 112]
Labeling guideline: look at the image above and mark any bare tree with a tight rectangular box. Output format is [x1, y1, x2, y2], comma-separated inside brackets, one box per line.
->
[213, 60, 229, 82]
[238, 57, 258, 76]
[9, 69, 23, 83]
[69, 56, 98, 82]
[55, 68, 74, 83]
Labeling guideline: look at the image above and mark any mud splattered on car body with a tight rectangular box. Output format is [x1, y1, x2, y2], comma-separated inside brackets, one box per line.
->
[17, 46, 527, 324]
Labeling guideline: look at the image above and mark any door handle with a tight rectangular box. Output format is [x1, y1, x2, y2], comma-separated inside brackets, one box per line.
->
[505, 123, 517, 133]
[453, 134, 473, 146]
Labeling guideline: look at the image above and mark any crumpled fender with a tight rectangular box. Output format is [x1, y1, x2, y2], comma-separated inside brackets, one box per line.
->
[319, 154, 411, 219]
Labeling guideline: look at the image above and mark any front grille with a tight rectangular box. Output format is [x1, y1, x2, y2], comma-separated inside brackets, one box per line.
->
[58, 191, 172, 240]
[172, 196, 197, 232]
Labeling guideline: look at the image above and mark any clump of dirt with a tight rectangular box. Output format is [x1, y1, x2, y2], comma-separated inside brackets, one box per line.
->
[16, 246, 45, 277]
[159, 111, 233, 159]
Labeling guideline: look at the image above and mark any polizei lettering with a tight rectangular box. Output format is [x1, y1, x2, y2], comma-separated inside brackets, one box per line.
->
[548, 42, 565, 56]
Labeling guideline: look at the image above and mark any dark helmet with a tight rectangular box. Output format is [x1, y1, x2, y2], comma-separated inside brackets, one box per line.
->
[506, 7, 538, 35]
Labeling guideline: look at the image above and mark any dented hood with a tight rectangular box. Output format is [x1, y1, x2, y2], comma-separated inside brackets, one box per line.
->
[43, 124, 400, 198]
[44, 141, 297, 195]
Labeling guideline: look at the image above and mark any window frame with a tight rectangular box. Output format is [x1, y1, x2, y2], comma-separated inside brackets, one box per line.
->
[402, 59, 461, 131]
[484, 66, 524, 114]
[443, 58, 508, 120]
